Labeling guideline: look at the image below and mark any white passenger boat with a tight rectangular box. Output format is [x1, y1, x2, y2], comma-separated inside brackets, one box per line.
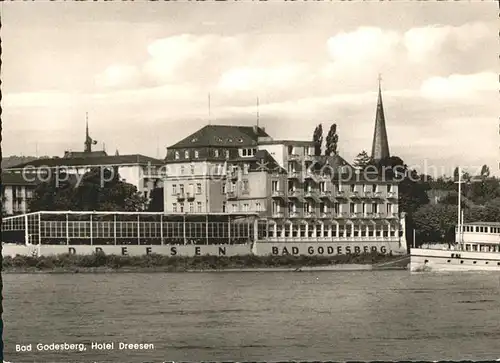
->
[410, 167, 500, 272]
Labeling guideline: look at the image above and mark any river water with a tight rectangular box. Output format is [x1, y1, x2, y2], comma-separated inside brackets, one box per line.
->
[3, 271, 500, 362]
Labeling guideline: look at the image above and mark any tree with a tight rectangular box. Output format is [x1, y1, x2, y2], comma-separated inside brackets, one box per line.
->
[312, 124, 323, 156]
[353, 150, 372, 169]
[29, 168, 147, 212]
[414, 204, 457, 244]
[480, 164, 490, 178]
[148, 188, 164, 212]
[325, 123, 339, 156]
[453, 167, 459, 182]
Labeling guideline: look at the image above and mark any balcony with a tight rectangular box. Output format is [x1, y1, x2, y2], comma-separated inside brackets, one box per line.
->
[227, 191, 238, 200]
[373, 191, 383, 199]
[320, 211, 332, 218]
[272, 211, 284, 218]
[387, 192, 397, 199]
[335, 190, 347, 199]
[303, 154, 315, 161]
[186, 192, 195, 200]
[304, 211, 317, 219]
[288, 189, 302, 198]
[361, 191, 373, 198]
[176, 192, 185, 200]
[288, 154, 300, 161]
[349, 191, 361, 199]
[304, 189, 318, 198]
[289, 211, 300, 218]
[319, 190, 332, 198]
[227, 171, 238, 180]
[271, 190, 285, 198]
[287, 170, 301, 179]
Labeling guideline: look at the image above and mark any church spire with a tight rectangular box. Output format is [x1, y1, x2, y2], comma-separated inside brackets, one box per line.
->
[84, 112, 97, 153]
[84, 112, 91, 153]
[371, 75, 390, 161]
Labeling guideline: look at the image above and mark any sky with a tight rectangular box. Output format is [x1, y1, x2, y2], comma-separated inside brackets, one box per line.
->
[1, 2, 498, 177]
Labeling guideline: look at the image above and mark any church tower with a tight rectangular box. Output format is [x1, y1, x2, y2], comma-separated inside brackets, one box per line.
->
[371, 76, 390, 161]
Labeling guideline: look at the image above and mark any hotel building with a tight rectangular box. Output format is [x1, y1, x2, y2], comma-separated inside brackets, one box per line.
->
[163, 83, 404, 243]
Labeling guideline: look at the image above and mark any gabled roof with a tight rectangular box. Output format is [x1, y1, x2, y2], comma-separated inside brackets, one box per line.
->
[168, 125, 270, 149]
[313, 154, 353, 170]
[6, 154, 165, 169]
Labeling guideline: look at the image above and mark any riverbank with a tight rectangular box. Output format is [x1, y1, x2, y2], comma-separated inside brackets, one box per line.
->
[2, 252, 408, 273]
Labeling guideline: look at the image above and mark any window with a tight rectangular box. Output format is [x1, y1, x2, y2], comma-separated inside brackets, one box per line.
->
[243, 164, 249, 174]
[144, 191, 149, 199]
[387, 184, 392, 193]
[179, 184, 184, 194]
[304, 202, 311, 213]
[350, 184, 355, 192]
[288, 145, 294, 155]
[232, 203, 238, 212]
[243, 180, 249, 192]
[194, 150, 199, 159]
[320, 182, 326, 192]
[172, 184, 177, 195]
[333, 203, 339, 214]
[242, 149, 247, 157]
[184, 150, 189, 158]
[231, 181, 236, 192]
[180, 165, 185, 175]
[196, 183, 202, 194]
[225, 150, 230, 159]
[190, 164, 195, 174]
[175, 151, 180, 160]
[372, 203, 378, 213]
[189, 202, 194, 213]
[243, 203, 249, 212]
[222, 202, 227, 213]
[362, 203, 366, 214]
[179, 203, 184, 213]
[320, 202, 326, 213]
[197, 202, 202, 212]
[214, 149, 219, 157]
[387, 203, 392, 215]
[272, 180, 279, 192]
[272, 201, 280, 213]
[372, 184, 377, 192]
[222, 183, 226, 194]
[256, 203, 261, 212]
[172, 203, 177, 212]
[350, 203, 355, 213]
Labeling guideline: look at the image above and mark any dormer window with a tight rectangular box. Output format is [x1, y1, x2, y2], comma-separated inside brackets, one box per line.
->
[175, 151, 180, 160]
[184, 150, 189, 159]
[194, 150, 199, 159]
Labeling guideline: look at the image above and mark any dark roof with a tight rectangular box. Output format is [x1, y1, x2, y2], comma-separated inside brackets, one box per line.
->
[258, 140, 315, 146]
[313, 154, 353, 169]
[1, 172, 40, 186]
[6, 154, 165, 169]
[64, 151, 108, 158]
[168, 125, 270, 149]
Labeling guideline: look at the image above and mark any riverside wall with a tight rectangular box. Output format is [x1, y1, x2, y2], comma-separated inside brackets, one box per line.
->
[2, 240, 407, 257]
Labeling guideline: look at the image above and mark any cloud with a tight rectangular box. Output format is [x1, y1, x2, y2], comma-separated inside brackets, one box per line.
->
[403, 22, 490, 63]
[420, 72, 497, 99]
[94, 64, 141, 88]
[2, 91, 80, 108]
[217, 64, 310, 92]
[326, 27, 400, 64]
